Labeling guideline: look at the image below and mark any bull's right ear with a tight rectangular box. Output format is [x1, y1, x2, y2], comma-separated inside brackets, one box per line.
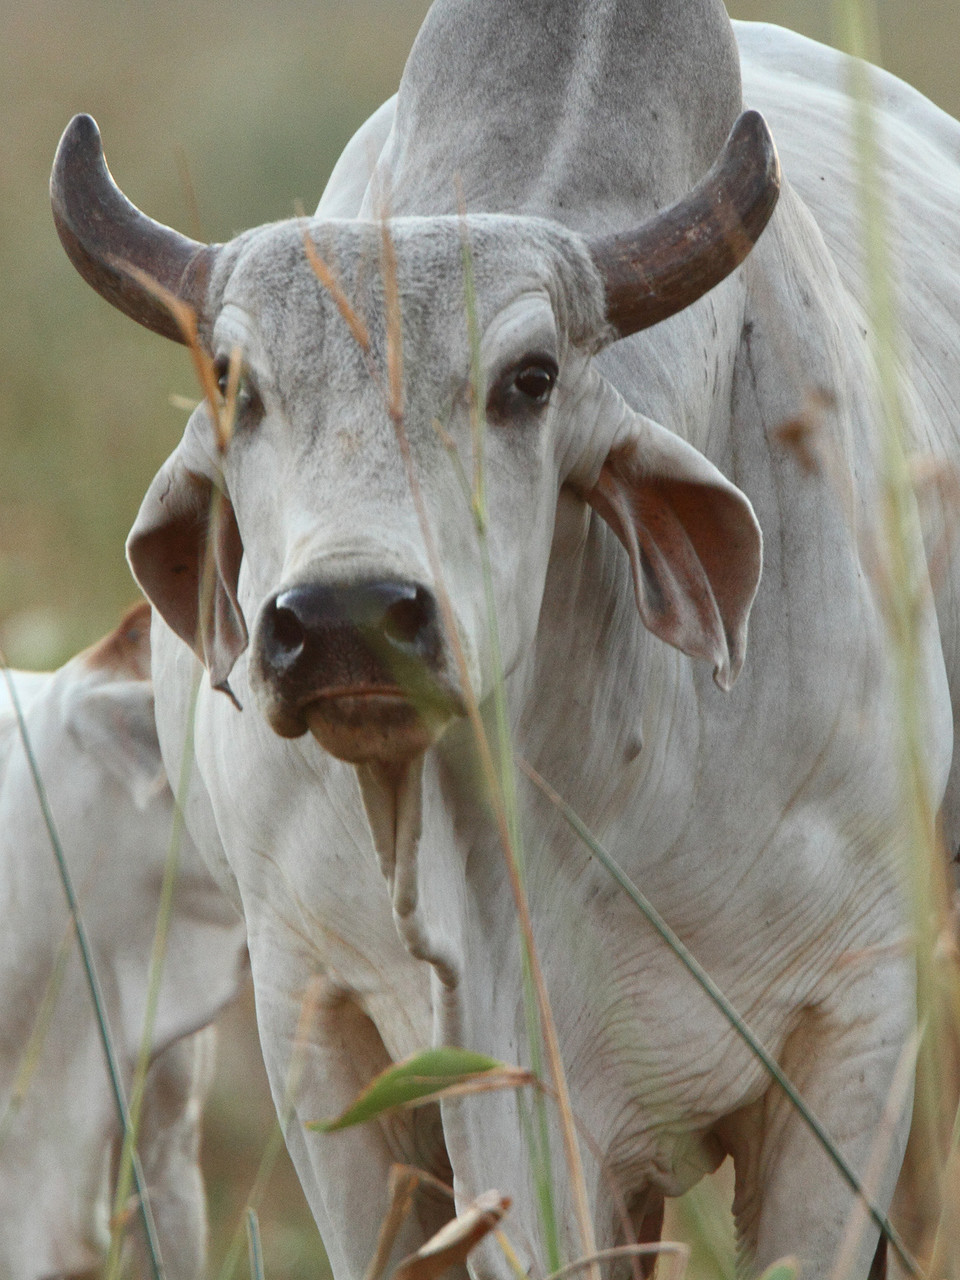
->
[127, 450, 247, 700]
[581, 408, 763, 691]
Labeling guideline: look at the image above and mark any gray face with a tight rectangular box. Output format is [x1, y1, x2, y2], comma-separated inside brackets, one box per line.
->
[132, 214, 614, 765]
[53, 109, 772, 768]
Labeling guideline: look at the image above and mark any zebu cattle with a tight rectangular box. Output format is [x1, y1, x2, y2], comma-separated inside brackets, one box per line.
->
[0, 604, 246, 1279]
[49, 0, 960, 1276]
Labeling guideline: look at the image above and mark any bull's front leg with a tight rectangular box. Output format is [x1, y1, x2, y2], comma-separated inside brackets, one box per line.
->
[245, 931, 456, 1280]
[719, 951, 915, 1279]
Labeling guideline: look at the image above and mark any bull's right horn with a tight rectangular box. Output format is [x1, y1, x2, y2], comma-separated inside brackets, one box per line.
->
[51, 114, 217, 344]
[590, 109, 781, 339]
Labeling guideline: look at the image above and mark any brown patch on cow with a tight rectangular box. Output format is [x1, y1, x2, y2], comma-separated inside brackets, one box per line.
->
[772, 387, 837, 477]
[81, 601, 152, 681]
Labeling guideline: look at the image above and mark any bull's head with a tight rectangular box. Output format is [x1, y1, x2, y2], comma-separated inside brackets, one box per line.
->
[51, 111, 776, 770]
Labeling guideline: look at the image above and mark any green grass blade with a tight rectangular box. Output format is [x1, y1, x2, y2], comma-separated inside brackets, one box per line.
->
[671, 1177, 736, 1280]
[0, 657, 166, 1280]
[106, 670, 202, 1278]
[308, 1048, 509, 1132]
[458, 222, 565, 1275]
[0, 911, 74, 1151]
[216, 1120, 287, 1280]
[520, 759, 920, 1279]
[247, 1208, 266, 1280]
[756, 1260, 800, 1280]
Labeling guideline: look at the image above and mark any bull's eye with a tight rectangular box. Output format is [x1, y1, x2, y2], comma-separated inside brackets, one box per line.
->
[488, 355, 559, 419]
[513, 360, 557, 403]
[214, 353, 260, 417]
[214, 354, 232, 397]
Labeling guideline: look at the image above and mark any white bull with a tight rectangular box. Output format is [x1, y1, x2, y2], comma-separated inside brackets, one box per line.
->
[49, 2, 960, 1277]
[0, 603, 247, 1279]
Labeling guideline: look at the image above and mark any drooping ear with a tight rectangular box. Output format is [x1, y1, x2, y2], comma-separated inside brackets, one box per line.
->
[65, 678, 166, 810]
[127, 447, 247, 700]
[584, 411, 762, 690]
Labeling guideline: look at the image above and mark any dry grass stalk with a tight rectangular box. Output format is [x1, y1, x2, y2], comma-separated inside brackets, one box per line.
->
[364, 1166, 423, 1280]
[123, 264, 238, 453]
[371, 212, 601, 1279]
[832, 0, 960, 1270]
[391, 1190, 511, 1280]
[303, 229, 372, 353]
[123, 266, 226, 446]
[544, 1242, 691, 1280]
[379, 228, 405, 427]
[0, 651, 166, 1278]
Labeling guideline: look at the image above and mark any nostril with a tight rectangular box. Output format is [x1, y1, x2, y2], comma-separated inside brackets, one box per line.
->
[271, 603, 306, 661]
[263, 580, 439, 674]
[381, 587, 432, 647]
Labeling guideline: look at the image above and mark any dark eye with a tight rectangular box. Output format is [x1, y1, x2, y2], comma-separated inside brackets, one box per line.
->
[488, 355, 558, 419]
[214, 354, 234, 398]
[214, 354, 260, 414]
[513, 360, 557, 404]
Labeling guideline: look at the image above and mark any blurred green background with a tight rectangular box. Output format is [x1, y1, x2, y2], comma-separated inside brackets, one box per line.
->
[2, 1, 957, 1276]
[2, 0, 957, 670]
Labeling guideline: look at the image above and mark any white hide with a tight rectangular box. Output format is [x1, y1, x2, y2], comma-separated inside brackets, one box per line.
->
[66, 6, 960, 1280]
[0, 605, 246, 1280]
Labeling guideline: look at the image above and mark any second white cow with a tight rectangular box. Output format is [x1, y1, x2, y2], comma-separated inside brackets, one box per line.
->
[0, 603, 247, 1280]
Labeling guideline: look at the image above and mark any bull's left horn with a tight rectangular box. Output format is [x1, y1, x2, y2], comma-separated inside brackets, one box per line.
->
[590, 110, 781, 339]
[51, 114, 217, 344]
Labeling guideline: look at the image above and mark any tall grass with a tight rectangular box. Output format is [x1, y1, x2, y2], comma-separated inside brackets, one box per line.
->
[0, 658, 165, 1278]
[834, 0, 960, 1274]
[5, 0, 960, 1277]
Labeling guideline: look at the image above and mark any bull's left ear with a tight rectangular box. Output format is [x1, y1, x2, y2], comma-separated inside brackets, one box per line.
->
[584, 412, 762, 690]
[127, 448, 247, 700]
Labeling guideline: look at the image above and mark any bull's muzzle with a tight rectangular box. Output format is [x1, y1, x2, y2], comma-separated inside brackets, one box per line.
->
[250, 577, 465, 763]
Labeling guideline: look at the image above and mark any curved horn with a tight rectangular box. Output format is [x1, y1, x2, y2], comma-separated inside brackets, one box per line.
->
[590, 110, 781, 339]
[50, 114, 216, 344]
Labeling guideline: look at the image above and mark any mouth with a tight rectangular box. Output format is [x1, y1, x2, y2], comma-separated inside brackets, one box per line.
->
[307, 683, 408, 702]
[272, 680, 466, 764]
[250, 577, 468, 763]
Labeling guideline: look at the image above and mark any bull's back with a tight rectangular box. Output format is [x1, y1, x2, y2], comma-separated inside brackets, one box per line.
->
[739, 20, 960, 855]
[738, 22, 960, 466]
[739, 22, 960, 456]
